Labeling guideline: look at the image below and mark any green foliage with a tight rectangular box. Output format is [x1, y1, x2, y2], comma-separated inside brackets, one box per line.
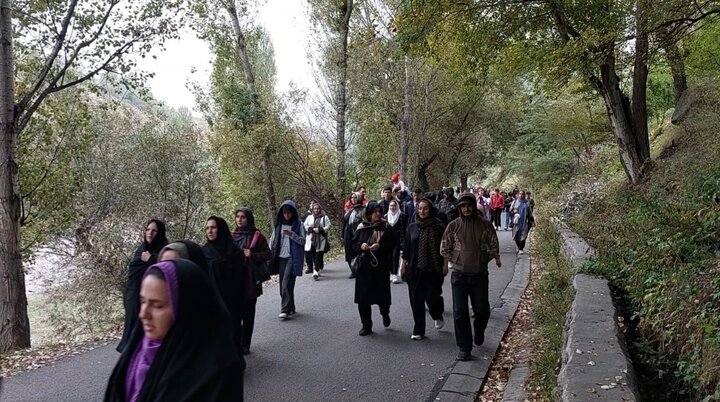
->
[18, 88, 94, 259]
[527, 209, 574, 400]
[685, 19, 720, 83]
[570, 86, 720, 397]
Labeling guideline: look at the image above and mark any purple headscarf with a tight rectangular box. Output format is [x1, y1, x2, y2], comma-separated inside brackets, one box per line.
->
[125, 260, 179, 402]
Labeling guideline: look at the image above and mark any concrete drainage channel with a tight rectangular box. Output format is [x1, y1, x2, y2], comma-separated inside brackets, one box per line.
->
[554, 220, 640, 402]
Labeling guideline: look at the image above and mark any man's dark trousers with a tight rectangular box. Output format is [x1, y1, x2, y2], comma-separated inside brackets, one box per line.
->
[451, 270, 490, 353]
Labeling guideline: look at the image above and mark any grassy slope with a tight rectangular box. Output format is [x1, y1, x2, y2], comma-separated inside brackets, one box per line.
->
[566, 88, 720, 398]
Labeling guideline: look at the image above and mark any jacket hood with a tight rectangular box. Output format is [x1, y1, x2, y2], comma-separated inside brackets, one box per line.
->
[276, 199, 300, 224]
[456, 192, 477, 209]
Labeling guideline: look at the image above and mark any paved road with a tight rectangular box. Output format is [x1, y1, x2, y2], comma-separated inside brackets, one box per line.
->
[2, 229, 521, 402]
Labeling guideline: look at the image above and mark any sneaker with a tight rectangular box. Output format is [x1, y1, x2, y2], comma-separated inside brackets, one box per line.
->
[456, 350, 471, 361]
[503, 227, 508, 230]
[392, 276, 402, 284]
[348, 273, 356, 279]
[313, 270, 319, 280]
[390, 274, 397, 283]
[410, 335, 423, 340]
[304, 268, 312, 274]
[518, 250, 524, 255]
[382, 314, 391, 328]
[278, 312, 289, 319]
[359, 327, 373, 336]
[434, 319, 445, 330]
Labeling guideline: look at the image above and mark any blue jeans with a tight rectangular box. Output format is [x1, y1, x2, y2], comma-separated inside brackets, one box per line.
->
[451, 271, 489, 353]
[278, 258, 296, 314]
[504, 210, 512, 229]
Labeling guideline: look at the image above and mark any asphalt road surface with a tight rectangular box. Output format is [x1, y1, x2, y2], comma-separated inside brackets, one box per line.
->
[2, 228, 520, 402]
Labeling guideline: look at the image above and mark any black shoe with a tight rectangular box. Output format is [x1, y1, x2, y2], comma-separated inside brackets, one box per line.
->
[382, 314, 391, 328]
[359, 327, 373, 336]
[474, 333, 484, 346]
[348, 273, 356, 279]
[456, 350, 472, 361]
[304, 269, 312, 274]
[241, 347, 250, 355]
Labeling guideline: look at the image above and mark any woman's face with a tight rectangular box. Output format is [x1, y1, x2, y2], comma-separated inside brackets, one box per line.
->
[235, 211, 248, 228]
[371, 208, 382, 222]
[417, 201, 431, 219]
[519, 191, 526, 199]
[145, 222, 158, 244]
[205, 219, 218, 241]
[389, 201, 398, 212]
[282, 209, 293, 221]
[350, 194, 357, 203]
[139, 274, 174, 341]
[312, 204, 322, 215]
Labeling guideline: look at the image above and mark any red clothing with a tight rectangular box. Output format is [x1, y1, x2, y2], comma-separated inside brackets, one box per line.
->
[490, 193, 505, 209]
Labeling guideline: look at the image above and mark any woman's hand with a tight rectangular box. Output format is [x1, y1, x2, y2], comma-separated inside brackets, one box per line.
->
[361, 243, 369, 251]
[244, 248, 252, 258]
[369, 243, 380, 251]
[141, 251, 151, 262]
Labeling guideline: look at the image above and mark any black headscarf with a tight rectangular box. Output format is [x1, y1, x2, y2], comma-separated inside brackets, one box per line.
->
[232, 208, 257, 249]
[105, 259, 245, 402]
[415, 199, 445, 273]
[204, 216, 235, 260]
[143, 219, 169, 254]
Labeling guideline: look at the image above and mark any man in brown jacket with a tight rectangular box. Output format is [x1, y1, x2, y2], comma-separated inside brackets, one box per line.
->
[440, 192, 501, 361]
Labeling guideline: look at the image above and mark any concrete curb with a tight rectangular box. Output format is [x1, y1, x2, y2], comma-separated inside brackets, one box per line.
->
[553, 220, 640, 402]
[435, 251, 531, 401]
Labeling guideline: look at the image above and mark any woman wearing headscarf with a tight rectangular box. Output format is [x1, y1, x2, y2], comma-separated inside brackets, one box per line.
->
[343, 192, 365, 278]
[511, 190, 534, 254]
[384, 199, 405, 284]
[158, 240, 208, 271]
[352, 201, 400, 336]
[269, 200, 305, 319]
[105, 259, 245, 401]
[303, 202, 331, 280]
[203, 216, 246, 352]
[401, 199, 447, 340]
[117, 219, 169, 353]
[232, 207, 272, 354]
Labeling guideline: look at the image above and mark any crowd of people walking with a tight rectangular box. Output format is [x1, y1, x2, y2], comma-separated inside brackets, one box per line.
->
[108, 175, 534, 401]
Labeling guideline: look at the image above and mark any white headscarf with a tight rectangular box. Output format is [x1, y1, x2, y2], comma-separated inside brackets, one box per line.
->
[387, 200, 401, 226]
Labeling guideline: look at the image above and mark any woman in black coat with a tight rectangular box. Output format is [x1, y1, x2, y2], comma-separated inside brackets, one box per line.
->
[105, 259, 245, 401]
[231, 207, 272, 354]
[117, 219, 168, 353]
[352, 201, 399, 336]
[203, 216, 246, 353]
[401, 198, 447, 340]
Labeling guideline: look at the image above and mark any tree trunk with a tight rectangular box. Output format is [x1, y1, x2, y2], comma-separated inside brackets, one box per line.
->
[662, 38, 688, 104]
[334, 0, 353, 203]
[399, 55, 414, 180]
[598, 50, 649, 185]
[260, 147, 277, 228]
[631, 0, 651, 162]
[224, 2, 277, 227]
[0, 0, 31, 352]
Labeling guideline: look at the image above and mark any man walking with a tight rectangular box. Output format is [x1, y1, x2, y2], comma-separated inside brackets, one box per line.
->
[440, 193, 501, 361]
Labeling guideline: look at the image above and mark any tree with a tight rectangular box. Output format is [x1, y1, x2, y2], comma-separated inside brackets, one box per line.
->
[307, 0, 354, 202]
[398, 0, 720, 185]
[0, 0, 183, 352]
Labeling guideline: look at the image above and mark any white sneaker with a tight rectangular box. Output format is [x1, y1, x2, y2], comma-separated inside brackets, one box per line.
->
[410, 335, 423, 340]
[392, 275, 402, 284]
[390, 274, 397, 283]
[434, 319, 445, 329]
[278, 312, 289, 319]
[313, 270, 319, 280]
[518, 250, 524, 255]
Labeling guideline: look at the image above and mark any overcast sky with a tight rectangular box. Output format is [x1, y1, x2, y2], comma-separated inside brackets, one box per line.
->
[138, 0, 313, 113]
